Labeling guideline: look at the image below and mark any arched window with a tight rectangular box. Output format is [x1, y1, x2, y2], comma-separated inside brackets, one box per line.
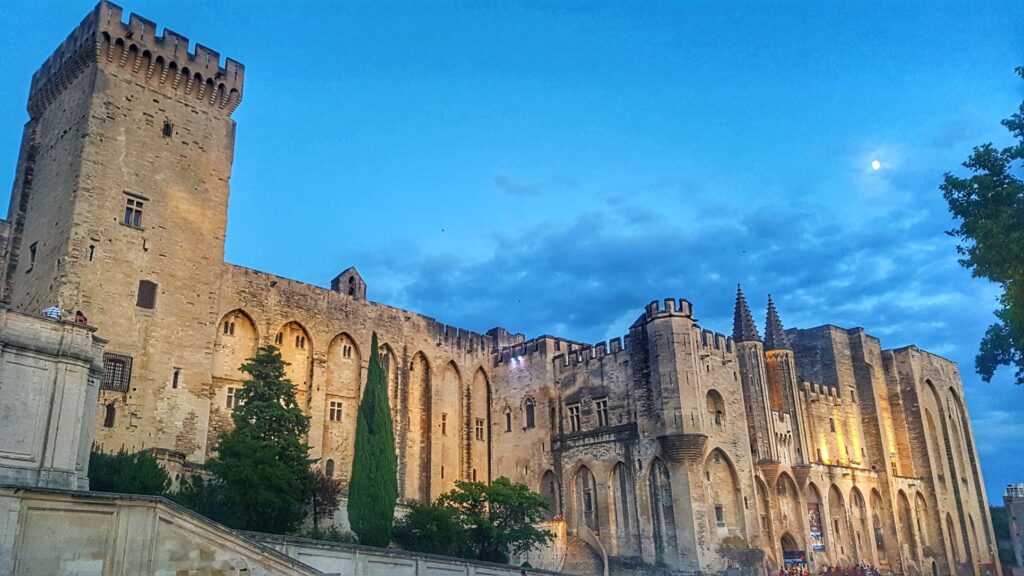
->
[524, 397, 536, 429]
[706, 389, 725, 425]
[325, 459, 335, 479]
[103, 404, 116, 428]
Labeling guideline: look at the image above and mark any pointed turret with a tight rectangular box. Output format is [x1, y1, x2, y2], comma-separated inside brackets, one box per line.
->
[764, 295, 792, 351]
[732, 284, 761, 342]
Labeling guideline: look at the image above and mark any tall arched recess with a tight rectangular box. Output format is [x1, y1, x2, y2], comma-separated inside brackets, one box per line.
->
[649, 458, 678, 565]
[610, 462, 640, 558]
[213, 310, 259, 381]
[435, 361, 463, 495]
[323, 333, 361, 491]
[468, 368, 490, 483]
[276, 321, 313, 409]
[213, 310, 258, 406]
[540, 470, 561, 520]
[407, 352, 431, 502]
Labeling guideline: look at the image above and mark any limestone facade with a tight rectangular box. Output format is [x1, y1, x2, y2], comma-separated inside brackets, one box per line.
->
[0, 2, 1001, 575]
[0, 305, 105, 490]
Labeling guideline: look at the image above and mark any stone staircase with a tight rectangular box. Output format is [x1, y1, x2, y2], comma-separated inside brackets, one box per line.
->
[563, 536, 603, 576]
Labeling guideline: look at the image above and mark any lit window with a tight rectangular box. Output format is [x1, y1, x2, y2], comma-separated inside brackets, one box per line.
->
[329, 401, 342, 422]
[568, 404, 581, 432]
[475, 418, 484, 441]
[226, 386, 240, 409]
[123, 195, 144, 228]
[595, 398, 609, 427]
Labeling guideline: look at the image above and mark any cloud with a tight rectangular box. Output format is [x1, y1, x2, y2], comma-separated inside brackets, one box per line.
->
[493, 171, 544, 195]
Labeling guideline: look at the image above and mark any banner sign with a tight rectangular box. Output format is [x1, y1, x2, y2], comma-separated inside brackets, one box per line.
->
[783, 551, 807, 568]
[808, 503, 825, 551]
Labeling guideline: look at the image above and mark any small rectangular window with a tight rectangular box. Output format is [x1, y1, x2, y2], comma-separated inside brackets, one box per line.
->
[568, 404, 581, 432]
[441, 412, 448, 435]
[171, 368, 180, 389]
[475, 418, 484, 441]
[136, 280, 157, 309]
[329, 401, 343, 422]
[123, 195, 144, 228]
[100, 353, 133, 392]
[28, 242, 37, 265]
[715, 505, 725, 526]
[226, 386, 240, 409]
[829, 418, 836, 432]
[595, 398, 609, 427]
[505, 411, 512, 432]
[472, 468, 477, 481]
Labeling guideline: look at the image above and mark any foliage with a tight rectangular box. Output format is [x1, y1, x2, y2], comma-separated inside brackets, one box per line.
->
[991, 506, 1011, 541]
[172, 474, 229, 520]
[310, 469, 343, 530]
[88, 447, 170, 496]
[347, 332, 399, 547]
[716, 536, 765, 569]
[393, 501, 472, 557]
[205, 345, 314, 533]
[437, 477, 553, 564]
[294, 524, 358, 544]
[941, 66, 1024, 385]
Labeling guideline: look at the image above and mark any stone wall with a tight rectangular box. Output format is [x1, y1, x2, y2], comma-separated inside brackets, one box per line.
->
[0, 306, 105, 490]
[0, 486, 319, 576]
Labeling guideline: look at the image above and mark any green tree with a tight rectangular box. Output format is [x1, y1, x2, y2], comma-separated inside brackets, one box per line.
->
[941, 66, 1024, 385]
[393, 501, 472, 558]
[347, 332, 398, 547]
[88, 447, 170, 496]
[206, 345, 314, 533]
[438, 477, 553, 564]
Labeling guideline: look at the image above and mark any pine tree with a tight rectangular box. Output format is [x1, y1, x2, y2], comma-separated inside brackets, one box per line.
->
[348, 332, 399, 547]
[207, 345, 314, 533]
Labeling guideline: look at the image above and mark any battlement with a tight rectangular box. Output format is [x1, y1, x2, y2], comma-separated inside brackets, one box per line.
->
[698, 328, 734, 353]
[29, 1, 244, 119]
[801, 379, 838, 399]
[428, 320, 491, 355]
[553, 335, 630, 369]
[638, 298, 694, 322]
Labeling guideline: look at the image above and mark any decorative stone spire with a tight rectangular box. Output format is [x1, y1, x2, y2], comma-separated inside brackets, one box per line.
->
[764, 295, 792, 351]
[732, 284, 761, 343]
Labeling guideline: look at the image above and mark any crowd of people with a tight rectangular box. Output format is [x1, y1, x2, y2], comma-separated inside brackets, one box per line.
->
[775, 563, 885, 576]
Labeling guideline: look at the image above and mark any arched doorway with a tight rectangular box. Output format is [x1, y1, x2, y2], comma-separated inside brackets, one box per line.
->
[782, 533, 799, 552]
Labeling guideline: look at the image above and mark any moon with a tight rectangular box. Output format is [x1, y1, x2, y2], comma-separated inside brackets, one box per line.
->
[871, 160, 881, 170]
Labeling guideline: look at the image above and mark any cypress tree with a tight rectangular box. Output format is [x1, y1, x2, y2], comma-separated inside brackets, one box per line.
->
[348, 332, 399, 547]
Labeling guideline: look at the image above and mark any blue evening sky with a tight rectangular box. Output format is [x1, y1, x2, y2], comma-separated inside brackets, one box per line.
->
[1, 1, 1021, 501]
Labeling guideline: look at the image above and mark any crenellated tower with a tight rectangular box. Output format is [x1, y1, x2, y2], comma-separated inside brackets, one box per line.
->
[733, 285, 777, 462]
[2, 1, 245, 460]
